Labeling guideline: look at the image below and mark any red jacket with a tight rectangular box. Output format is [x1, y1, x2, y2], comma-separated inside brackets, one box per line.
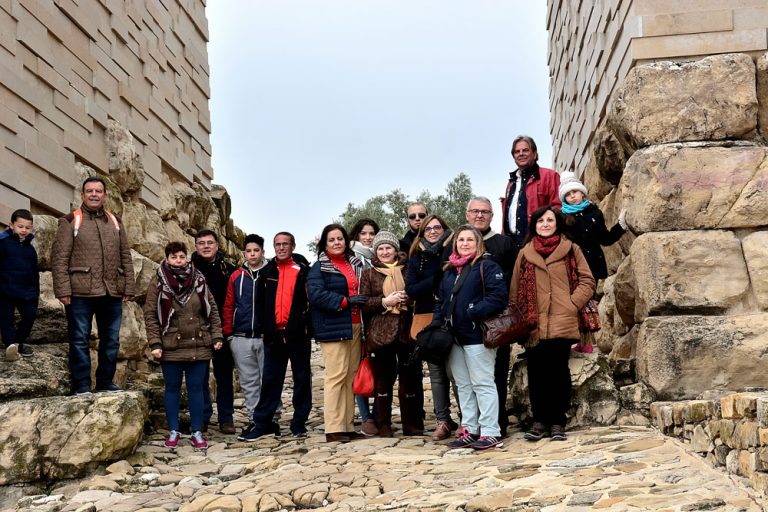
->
[500, 165, 561, 236]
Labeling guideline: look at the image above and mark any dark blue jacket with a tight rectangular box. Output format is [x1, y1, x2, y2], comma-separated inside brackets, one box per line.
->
[405, 251, 444, 315]
[307, 253, 363, 342]
[0, 229, 39, 301]
[433, 257, 507, 346]
[222, 263, 266, 338]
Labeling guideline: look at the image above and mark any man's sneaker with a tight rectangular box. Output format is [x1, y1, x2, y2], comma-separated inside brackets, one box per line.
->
[5, 344, 18, 361]
[95, 383, 122, 392]
[291, 430, 308, 438]
[360, 419, 378, 437]
[165, 430, 180, 448]
[551, 424, 568, 441]
[18, 344, 33, 357]
[239, 422, 256, 438]
[190, 431, 208, 449]
[472, 436, 503, 450]
[524, 422, 550, 441]
[238, 424, 271, 442]
[446, 427, 479, 449]
[73, 386, 92, 395]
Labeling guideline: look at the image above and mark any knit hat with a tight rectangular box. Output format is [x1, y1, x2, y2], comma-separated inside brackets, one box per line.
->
[558, 171, 589, 203]
[372, 230, 399, 253]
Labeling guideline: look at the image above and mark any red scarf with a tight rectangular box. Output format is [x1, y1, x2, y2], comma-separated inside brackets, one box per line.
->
[448, 252, 475, 274]
[533, 234, 560, 258]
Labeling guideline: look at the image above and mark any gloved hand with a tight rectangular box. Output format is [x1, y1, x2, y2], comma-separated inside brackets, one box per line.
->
[348, 295, 369, 306]
[617, 208, 628, 231]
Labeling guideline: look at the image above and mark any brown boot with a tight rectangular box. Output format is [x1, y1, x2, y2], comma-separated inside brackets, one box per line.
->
[361, 419, 378, 437]
[431, 421, 451, 441]
[378, 424, 393, 437]
[325, 432, 351, 443]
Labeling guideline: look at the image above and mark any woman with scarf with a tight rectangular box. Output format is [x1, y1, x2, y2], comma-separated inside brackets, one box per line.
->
[510, 207, 595, 442]
[434, 225, 507, 450]
[359, 231, 423, 437]
[308, 223, 366, 443]
[404, 214, 457, 441]
[144, 241, 223, 450]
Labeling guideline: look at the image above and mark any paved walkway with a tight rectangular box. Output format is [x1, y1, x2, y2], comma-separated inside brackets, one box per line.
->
[10, 348, 767, 512]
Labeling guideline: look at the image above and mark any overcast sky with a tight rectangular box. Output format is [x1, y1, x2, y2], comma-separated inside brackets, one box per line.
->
[206, 2, 551, 256]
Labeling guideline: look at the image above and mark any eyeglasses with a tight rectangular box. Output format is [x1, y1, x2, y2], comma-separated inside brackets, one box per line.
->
[274, 242, 293, 248]
[467, 209, 492, 216]
[195, 240, 217, 246]
[423, 225, 443, 233]
[408, 212, 427, 220]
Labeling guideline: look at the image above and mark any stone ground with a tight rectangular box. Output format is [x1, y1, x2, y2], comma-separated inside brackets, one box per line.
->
[4, 347, 767, 512]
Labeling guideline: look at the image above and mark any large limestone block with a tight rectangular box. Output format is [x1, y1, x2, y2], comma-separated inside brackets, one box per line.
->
[757, 52, 768, 141]
[131, 250, 159, 304]
[159, 176, 219, 234]
[29, 272, 68, 344]
[613, 257, 636, 327]
[582, 157, 613, 204]
[106, 120, 144, 198]
[210, 184, 231, 222]
[630, 231, 749, 319]
[0, 392, 147, 484]
[636, 314, 768, 399]
[743, 231, 768, 310]
[117, 301, 147, 361]
[122, 201, 168, 263]
[608, 53, 757, 150]
[0, 344, 70, 400]
[30, 215, 58, 272]
[619, 143, 768, 234]
[592, 125, 627, 187]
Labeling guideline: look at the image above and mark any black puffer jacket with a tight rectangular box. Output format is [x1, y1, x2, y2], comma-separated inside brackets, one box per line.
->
[563, 203, 624, 280]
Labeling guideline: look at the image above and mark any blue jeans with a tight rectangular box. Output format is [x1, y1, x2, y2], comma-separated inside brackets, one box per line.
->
[66, 296, 122, 392]
[449, 343, 500, 437]
[0, 297, 37, 346]
[161, 360, 209, 432]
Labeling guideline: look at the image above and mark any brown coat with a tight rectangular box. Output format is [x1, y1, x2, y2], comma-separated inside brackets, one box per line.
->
[51, 205, 135, 298]
[143, 275, 223, 362]
[360, 257, 410, 352]
[510, 238, 595, 342]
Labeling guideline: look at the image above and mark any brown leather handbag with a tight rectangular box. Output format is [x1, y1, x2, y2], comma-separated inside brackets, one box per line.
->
[481, 302, 531, 349]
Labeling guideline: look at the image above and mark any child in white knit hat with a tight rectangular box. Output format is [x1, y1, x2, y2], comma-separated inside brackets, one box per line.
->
[558, 172, 627, 352]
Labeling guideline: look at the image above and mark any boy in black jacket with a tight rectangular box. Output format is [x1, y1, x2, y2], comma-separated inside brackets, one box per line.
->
[0, 209, 39, 361]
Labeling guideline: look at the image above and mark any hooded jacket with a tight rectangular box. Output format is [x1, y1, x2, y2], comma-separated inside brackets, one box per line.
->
[0, 229, 39, 300]
[222, 260, 268, 338]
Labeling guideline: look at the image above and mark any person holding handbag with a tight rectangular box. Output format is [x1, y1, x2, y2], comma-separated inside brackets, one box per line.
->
[308, 224, 366, 443]
[434, 225, 508, 450]
[510, 206, 596, 442]
[359, 231, 424, 437]
[405, 214, 458, 441]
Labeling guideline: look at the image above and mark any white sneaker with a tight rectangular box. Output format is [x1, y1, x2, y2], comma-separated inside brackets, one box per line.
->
[5, 344, 18, 362]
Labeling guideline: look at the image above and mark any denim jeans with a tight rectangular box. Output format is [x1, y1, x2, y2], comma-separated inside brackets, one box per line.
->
[449, 343, 500, 437]
[0, 297, 37, 346]
[251, 335, 312, 435]
[66, 296, 122, 392]
[203, 338, 235, 425]
[161, 360, 209, 432]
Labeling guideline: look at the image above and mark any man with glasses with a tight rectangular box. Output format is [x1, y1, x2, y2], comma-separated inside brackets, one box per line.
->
[465, 196, 517, 437]
[399, 202, 428, 254]
[239, 232, 312, 440]
[192, 229, 237, 434]
[501, 135, 561, 248]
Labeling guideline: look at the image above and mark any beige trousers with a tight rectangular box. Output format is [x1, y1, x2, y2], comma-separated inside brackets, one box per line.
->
[320, 324, 362, 434]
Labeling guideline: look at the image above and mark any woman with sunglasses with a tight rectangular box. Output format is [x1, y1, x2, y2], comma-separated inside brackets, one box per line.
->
[405, 214, 458, 441]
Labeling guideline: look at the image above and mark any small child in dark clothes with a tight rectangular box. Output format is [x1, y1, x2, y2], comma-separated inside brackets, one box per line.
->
[0, 209, 39, 361]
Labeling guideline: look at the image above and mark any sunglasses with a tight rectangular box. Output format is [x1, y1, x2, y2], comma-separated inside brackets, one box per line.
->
[408, 212, 427, 220]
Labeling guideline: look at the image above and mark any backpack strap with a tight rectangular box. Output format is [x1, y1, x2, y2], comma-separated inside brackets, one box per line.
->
[72, 207, 120, 237]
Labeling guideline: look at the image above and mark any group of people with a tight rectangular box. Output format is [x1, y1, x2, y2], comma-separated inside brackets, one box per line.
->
[0, 135, 628, 451]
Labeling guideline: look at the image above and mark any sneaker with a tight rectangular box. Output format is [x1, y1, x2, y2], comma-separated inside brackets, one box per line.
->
[238, 427, 271, 442]
[165, 430, 180, 448]
[5, 344, 18, 361]
[18, 344, 33, 357]
[551, 425, 568, 441]
[220, 421, 236, 435]
[361, 419, 378, 437]
[73, 386, 92, 395]
[271, 421, 281, 437]
[524, 422, 550, 441]
[446, 427, 479, 449]
[190, 431, 208, 449]
[432, 421, 451, 441]
[95, 383, 122, 392]
[239, 422, 256, 438]
[472, 435, 503, 450]
[291, 430, 308, 438]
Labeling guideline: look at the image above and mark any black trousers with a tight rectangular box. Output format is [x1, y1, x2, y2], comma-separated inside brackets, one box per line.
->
[494, 344, 511, 435]
[203, 339, 235, 425]
[370, 341, 424, 432]
[0, 297, 37, 347]
[526, 338, 575, 427]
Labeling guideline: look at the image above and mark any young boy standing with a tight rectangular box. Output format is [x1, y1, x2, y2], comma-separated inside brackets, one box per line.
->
[221, 234, 269, 432]
[0, 209, 39, 361]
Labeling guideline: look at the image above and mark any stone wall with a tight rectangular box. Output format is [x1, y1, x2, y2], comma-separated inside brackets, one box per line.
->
[0, 0, 212, 221]
[547, 0, 768, 177]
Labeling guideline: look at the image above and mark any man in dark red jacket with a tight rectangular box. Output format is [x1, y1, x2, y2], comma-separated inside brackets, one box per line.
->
[501, 135, 561, 248]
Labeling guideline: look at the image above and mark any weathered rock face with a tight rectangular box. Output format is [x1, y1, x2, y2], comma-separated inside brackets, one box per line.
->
[593, 125, 627, 186]
[629, 231, 750, 320]
[117, 302, 147, 361]
[757, 52, 768, 141]
[29, 272, 68, 344]
[0, 344, 70, 400]
[122, 202, 168, 263]
[0, 392, 147, 484]
[608, 53, 757, 151]
[106, 120, 144, 199]
[636, 315, 768, 399]
[619, 143, 768, 234]
[30, 215, 58, 272]
[131, 250, 159, 304]
[742, 231, 768, 311]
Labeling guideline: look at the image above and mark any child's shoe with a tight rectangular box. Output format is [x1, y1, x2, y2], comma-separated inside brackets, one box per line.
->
[5, 344, 18, 361]
[190, 431, 208, 449]
[18, 344, 33, 357]
[164, 430, 180, 448]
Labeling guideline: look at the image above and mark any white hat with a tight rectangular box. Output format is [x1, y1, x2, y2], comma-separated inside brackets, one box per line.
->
[558, 171, 588, 203]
